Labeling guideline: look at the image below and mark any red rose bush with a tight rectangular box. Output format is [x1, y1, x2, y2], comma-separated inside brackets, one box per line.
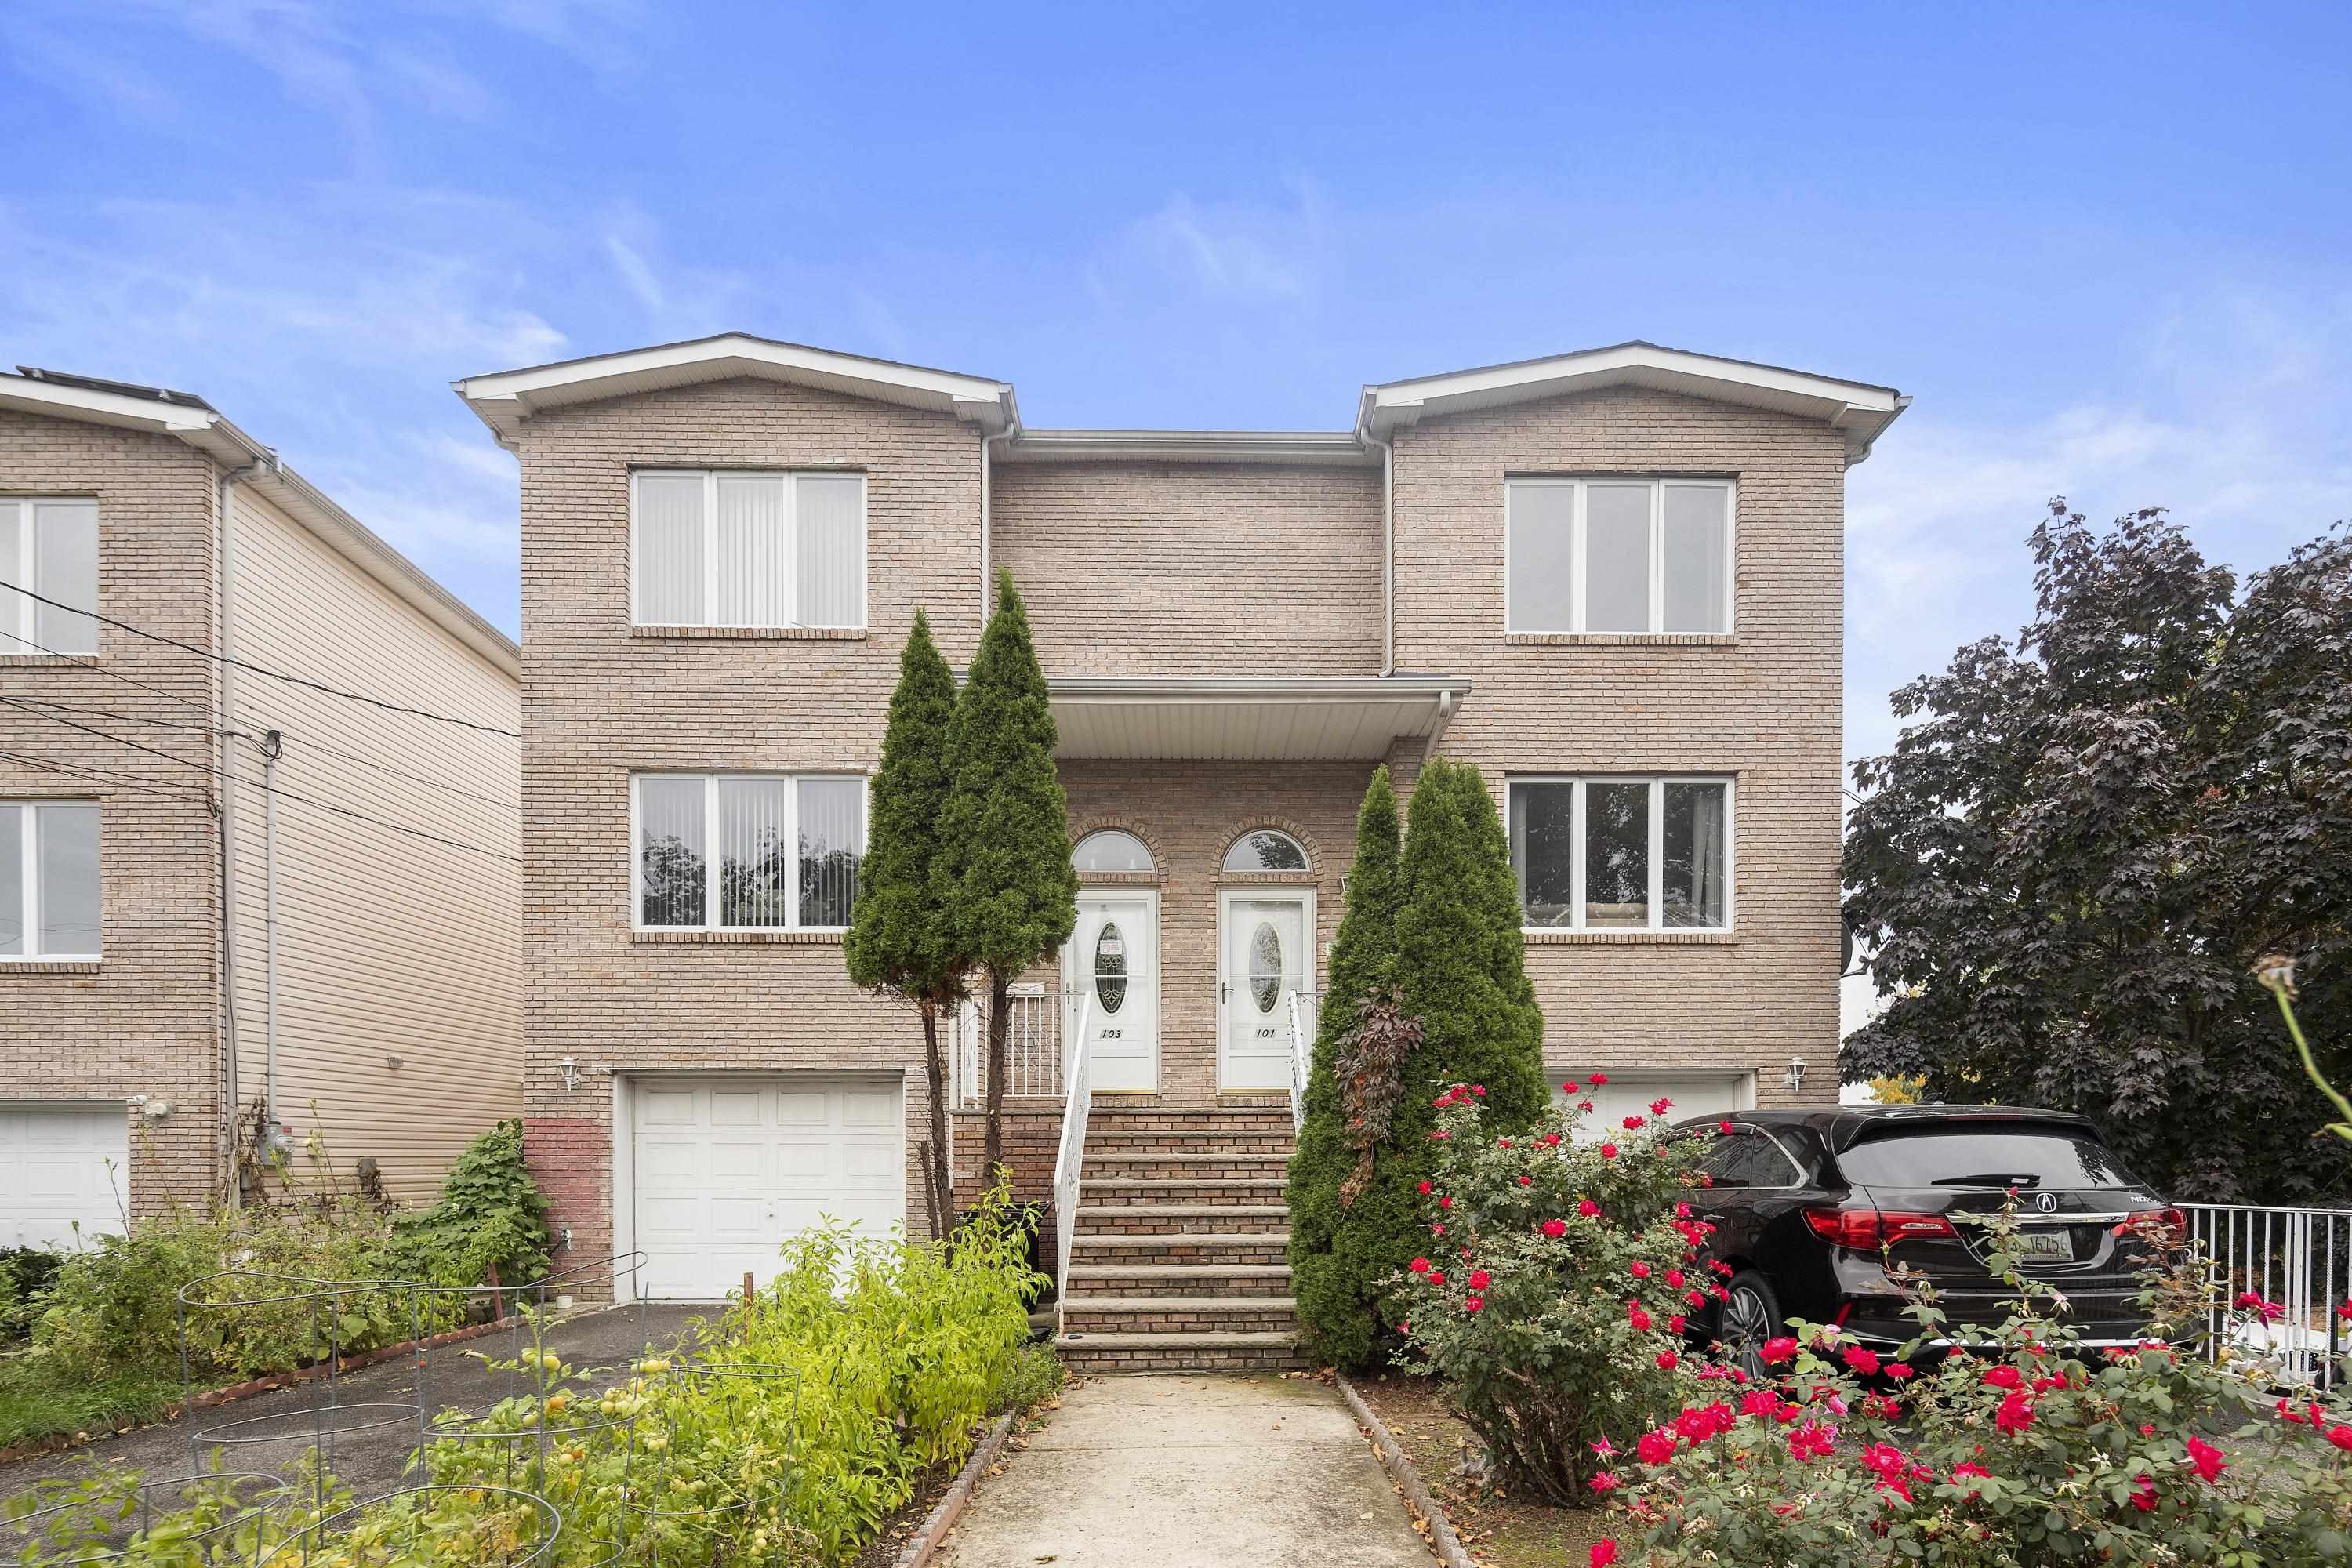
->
[1392, 1080, 1722, 1504]
[1616, 1205, 2352, 1566]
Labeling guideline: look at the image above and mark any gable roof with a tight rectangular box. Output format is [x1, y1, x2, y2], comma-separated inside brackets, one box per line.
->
[1357, 340, 1910, 463]
[453, 332, 1019, 445]
[0, 366, 519, 676]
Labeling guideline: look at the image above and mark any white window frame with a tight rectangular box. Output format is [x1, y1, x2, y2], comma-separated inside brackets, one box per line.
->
[2, 495, 100, 655]
[1507, 775, 1736, 932]
[628, 470, 869, 630]
[2, 800, 101, 961]
[1504, 477, 1736, 634]
[628, 771, 869, 932]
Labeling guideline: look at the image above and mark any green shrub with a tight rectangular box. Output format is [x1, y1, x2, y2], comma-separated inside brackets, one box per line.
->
[1616, 1206, 2352, 1567]
[1396, 1083, 1708, 1504]
[387, 1119, 554, 1288]
[993, 1340, 1065, 1413]
[0, 1247, 61, 1342]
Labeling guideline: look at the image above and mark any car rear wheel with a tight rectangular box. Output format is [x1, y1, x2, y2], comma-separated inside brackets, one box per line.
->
[1718, 1270, 1782, 1383]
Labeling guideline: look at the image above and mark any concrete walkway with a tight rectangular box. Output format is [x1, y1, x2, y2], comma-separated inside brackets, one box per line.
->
[937, 1374, 1433, 1568]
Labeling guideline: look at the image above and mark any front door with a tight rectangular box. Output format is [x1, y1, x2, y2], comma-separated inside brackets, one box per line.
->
[1067, 892, 1159, 1093]
[1218, 891, 1312, 1092]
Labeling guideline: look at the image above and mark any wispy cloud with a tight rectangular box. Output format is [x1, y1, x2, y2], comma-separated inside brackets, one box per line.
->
[1093, 182, 1333, 310]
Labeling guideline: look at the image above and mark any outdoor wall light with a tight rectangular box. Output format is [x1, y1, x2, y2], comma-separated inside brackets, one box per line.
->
[558, 1055, 582, 1092]
[138, 1096, 173, 1120]
[1783, 1056, 1806, 1094]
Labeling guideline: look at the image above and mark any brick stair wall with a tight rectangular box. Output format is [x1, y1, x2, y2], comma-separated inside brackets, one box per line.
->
[1056, 1107, 1308, 1373]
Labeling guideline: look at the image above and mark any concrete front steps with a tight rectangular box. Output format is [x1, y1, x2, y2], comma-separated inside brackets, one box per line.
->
[1056, 1107, 1308, 1374]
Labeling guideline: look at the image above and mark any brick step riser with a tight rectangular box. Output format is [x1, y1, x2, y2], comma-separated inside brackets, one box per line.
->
[1083, 1159, 1293, 1178]
[1076, 1214, 1287, 1237]
[1082, 1185, 1288, 1205]
[1068, 1242, 1290, 1266]
[1087, 1111, 1294, 1130]
[1063, 1308, 1298, 1335]
[1065, 1277, 1291, 1301]
[1083, 1137, 1296, 1156]
[1058, 1342, 1314, 1374]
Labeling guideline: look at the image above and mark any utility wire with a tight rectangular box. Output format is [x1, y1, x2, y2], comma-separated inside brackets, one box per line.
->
[3, 626, 237, 724]
[1, 583, 521, 739]
[0, 747, 211, 807]
[0, 698, 521, 864]
[7, 695, 242, 740]
[245, 726, 523, 814]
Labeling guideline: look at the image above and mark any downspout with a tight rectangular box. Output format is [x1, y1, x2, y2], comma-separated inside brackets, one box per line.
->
[979, 412, 1020, 620]
[1358, 421, 1395, 676]
[214, 455, 271, 1203]
[260, 728, 284, 1118]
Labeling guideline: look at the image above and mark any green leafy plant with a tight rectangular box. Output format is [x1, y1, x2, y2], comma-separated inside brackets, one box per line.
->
[388, 1119, 554, 1288]
[1394, 1083, 1711, 1504]
[1614, 1203, 2352, 1567]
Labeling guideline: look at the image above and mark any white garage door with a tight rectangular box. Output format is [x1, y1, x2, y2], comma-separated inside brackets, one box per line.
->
[0, 1103, 128, 1249]
[630, 1076, 904, 1301]
[1553, 1071, 1754, 1142]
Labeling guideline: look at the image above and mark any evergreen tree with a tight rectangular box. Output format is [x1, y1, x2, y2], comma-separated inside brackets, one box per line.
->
[934, 572, 1079, 1180]
[1287, 765, 1404, 1366]
[1308, 757, 1548, 1366]
[845, 609, 965, 1239]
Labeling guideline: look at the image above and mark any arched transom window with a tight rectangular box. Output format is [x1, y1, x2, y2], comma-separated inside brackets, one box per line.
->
[1222, 829, 1309, 873]
[1073, 829, 1156, 874]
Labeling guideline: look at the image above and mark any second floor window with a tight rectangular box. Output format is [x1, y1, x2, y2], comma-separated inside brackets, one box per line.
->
[633, 773, 866, 931]
[1, 800, 100, 959]
[632, 471, 866, 630]
[1506, 478, 1733, 635]
[2, 498, 100, 656]
[1508, 776, 1730, 931]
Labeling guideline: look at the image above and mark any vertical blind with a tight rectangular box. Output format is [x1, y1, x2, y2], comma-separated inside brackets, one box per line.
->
[2, 499, 100, 656]
[1507, 779, 1732, 931]
[1505, 480, 1733, 636]
[636, 775, 864, 928]
[633, 472, 866, 628]
[0, 801, 100, 958]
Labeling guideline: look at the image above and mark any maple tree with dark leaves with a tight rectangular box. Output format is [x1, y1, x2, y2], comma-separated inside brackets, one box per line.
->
[1843, 502, 2352, 1203]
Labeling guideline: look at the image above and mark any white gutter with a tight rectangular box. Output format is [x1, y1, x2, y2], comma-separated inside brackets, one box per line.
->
[1357, 421, 1395, 675]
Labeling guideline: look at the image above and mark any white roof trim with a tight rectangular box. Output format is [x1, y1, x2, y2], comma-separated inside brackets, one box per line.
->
[453, 333, 1018, 442]
[0, 370, 518, 675]
[1358, 341, 1909, 464]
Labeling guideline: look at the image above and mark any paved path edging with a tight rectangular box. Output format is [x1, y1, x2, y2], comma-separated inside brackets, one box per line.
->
[891, 1410, 1018, 1568]
[1335, 1373, 1478, 1568]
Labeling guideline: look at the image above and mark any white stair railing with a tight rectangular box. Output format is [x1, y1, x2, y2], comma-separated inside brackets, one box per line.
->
[949, 989, 1071, 1109]
[1050, 986, 1095, 1326]
[1287, 989, 1318, 1132]
[2180, 1202, 2352, 1388]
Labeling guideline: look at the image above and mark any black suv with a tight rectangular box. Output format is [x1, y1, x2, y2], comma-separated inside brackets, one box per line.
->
[1679, 1105, 2179, 1378]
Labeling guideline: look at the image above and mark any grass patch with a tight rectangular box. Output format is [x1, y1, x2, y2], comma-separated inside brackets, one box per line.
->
[1351, 1372, 1617, 1568]
[0, 1357, 183, 1450]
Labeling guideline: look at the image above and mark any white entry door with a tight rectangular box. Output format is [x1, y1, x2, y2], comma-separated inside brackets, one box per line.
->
[1066, 892, 1158, 1092]
[1218, 891, 1312, 1092]
[630, 1075, 904, 1301]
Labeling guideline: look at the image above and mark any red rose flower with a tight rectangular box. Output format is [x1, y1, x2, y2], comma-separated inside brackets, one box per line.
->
[1664, 1268, 1684, 1289]
[1589, 1073, 1610, 1085]
[1589, 1541, 1619, 1568]
[1843, 1346, 1882, 1376]
[1761, 1336, 1800, 1364]
[1980, 1364, 2023, 1389]
[1630, 1261, 1652, 1279]
[1518, 1174, 1533, 1185]
[1628, 1304, 1653, 1330]
[1541, 1218, 1568, 1237]
[1588, 1470, 1621, 1493]
[1578, 1199, 1601, 1218]
[1623, 1115, 1646, 1130]
[1417, 1180, 1432, 1196]
[1650, 1097, 1673, 1116]
[1668, 1314, 1687, 1334]
[1635, 1428, 1677, 1465]
[2187, 1436, 2227, 1482]
[1561, 1080, 1581, 1094]
[2329, 1425, 2352, 1452]
[1410, 1257, 1432, 1273]
[1994, 1392, 2035, 1434]
[1439, 1195, 1454, 1210]
[1468, 1269, 1491, 1290]
[1657, 1350, 1679, 1371]
[1885, 1362, 1915, 1381]
[1718, 1120, 1736, 1134]
[1427, 1270, 1445, 1287]
[1464, 1294, 1484, 1313]
[1599, 1143, 1619, 1160]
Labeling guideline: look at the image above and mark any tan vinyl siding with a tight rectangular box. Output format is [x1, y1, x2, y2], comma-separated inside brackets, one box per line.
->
[223, 483, 522, 1203]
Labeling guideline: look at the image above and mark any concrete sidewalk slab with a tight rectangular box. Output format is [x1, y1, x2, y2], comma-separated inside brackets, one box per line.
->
[936, 1374, 1432, 1568]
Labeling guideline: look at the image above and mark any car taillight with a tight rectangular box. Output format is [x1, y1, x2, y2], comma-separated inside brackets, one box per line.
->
[2114, 1207, 2186, 1237]
[1802, 1207, 1958, 1249]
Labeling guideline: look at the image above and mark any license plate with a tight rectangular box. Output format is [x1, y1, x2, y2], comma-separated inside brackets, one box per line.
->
[2010, 1229, 2073, 1263]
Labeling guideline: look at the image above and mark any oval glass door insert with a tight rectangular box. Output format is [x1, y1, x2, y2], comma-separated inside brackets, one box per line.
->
[1248, 921, 1283, 1013]
[1094, 920, 1128, 1014]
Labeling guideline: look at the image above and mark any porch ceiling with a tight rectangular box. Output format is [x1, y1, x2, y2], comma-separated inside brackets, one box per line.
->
[1047, 675, 1467, 761]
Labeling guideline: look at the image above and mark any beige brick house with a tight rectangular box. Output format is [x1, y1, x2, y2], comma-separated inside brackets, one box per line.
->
[459, 335, 1905, 1359]
[0, 368, 524, 1245]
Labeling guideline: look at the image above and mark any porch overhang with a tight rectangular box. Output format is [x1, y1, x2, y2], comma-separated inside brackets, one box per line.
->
[1047, 674, 1468, 761]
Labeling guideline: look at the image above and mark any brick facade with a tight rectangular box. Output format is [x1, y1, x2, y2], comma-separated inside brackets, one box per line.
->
[506, 364, 1855, 1296]
[0, 409, 228, 1214]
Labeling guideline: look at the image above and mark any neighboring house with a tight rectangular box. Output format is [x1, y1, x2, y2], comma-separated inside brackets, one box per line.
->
[0, 368, 524, 1247]
[458, 334, 1906, 1357]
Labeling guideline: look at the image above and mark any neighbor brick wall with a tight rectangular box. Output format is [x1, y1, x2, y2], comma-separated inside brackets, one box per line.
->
[990, 459, 1382, 673]
[1390, 384, 1847, 1108]
[0, 409, 227, 1212]
[510, 378, 989, 1271]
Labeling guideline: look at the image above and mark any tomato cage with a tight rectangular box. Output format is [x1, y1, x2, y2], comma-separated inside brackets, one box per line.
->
[257, 1485, 561, 1568]
[619, 1363, 804, 1564]
[2, 1471, 290, 1565]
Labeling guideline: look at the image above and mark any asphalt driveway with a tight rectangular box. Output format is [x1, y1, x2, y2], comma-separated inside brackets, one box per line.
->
[1, 1302, 705, 1508]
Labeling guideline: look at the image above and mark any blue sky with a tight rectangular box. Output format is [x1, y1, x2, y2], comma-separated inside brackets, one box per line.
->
[3, 1, 2347, 781]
